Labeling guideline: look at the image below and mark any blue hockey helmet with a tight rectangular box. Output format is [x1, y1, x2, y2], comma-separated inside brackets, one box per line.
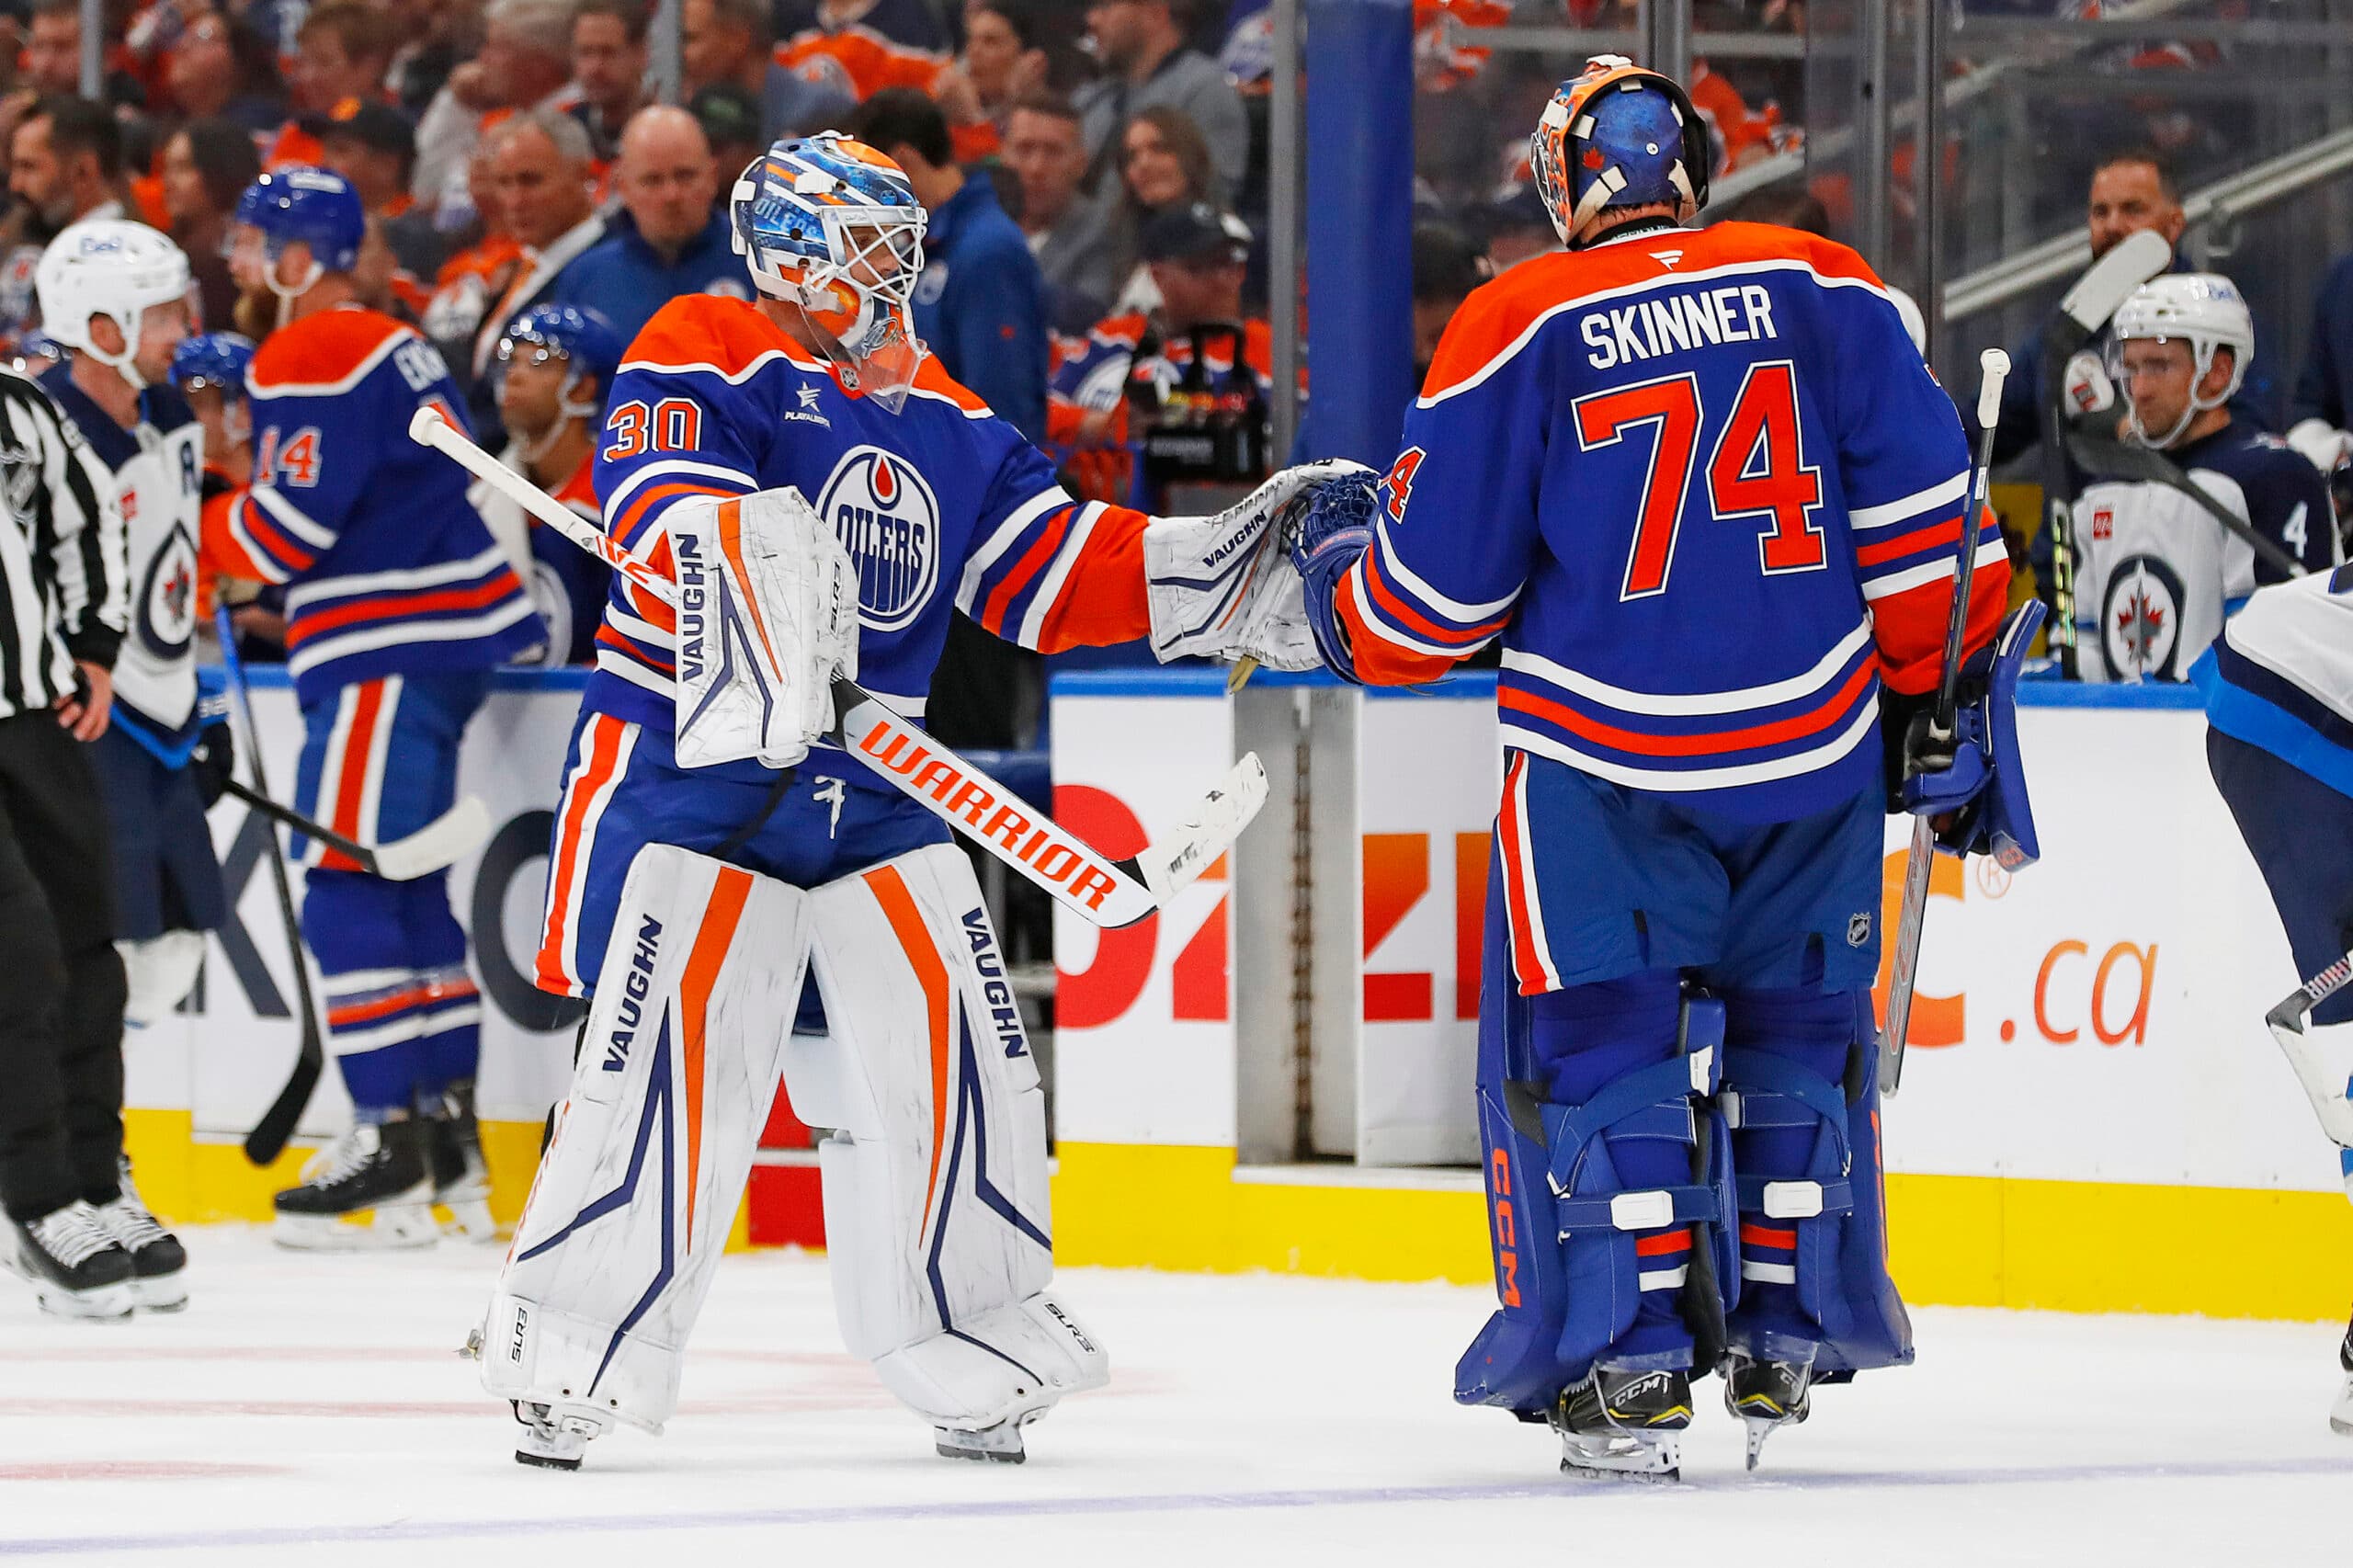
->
[170, 331, 256, 398]
[1530, 56, 1711, 247]
[729, 133, 928, 411]
[495, 302, 625, 427]
[230, 165, 366, 285]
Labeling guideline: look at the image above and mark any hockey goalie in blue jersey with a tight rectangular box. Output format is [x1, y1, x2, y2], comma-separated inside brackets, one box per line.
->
[202, 169, 542, 1249]
[1288, 59, 2032, 1479]
[480, 133, 1323, 1473]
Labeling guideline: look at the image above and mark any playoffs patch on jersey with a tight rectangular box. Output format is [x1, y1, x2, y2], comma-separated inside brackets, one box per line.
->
[816, 445, 941, 633]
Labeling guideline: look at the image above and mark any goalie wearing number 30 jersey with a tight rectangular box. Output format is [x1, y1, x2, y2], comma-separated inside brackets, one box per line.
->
[1287, 58, 2015, 1480]
[484, 133, 1322, 1475]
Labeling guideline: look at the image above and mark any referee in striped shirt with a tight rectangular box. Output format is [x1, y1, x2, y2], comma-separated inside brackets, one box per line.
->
[0, 360, 142, 1316]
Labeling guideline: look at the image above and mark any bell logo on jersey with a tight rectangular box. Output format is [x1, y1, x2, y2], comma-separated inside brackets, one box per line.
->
[817, 445, 941, 633]
[137, 522, 199, 661]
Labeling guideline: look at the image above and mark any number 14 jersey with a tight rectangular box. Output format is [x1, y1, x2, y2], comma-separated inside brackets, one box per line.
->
[1342, 222, 2010, 822]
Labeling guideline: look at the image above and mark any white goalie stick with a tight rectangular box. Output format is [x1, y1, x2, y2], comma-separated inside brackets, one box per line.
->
[1881, 348, 2010, 1096]
[2040, 228, 2174, 677]
[198, 757, 493, 881]
[407, 408, 1266, 929]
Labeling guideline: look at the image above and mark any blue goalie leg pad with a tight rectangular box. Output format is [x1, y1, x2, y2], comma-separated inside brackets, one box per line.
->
[1455, 868, 1733, 1411]
[1720, 986, 1912, 1374]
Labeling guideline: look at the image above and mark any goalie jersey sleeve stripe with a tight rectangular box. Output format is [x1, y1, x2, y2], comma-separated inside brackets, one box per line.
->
[1338, 222, 2009, 816]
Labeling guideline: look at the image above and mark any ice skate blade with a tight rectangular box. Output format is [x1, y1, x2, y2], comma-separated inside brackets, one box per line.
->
[515, 1443, 585, 1471]
[512, 1402, 607, 1470]
[131, 1276, 188, 1312]
[935, 1421, 1028, 1463]
[2330, 1376, 2352, 1437]
[1743, 1415, 1782, 1471]
[434, 1196, 498, 1243]
[30, 1281, 134, 1321]
[273, 1203, 439, 1251]
[1557, 1433, 1680, 1483]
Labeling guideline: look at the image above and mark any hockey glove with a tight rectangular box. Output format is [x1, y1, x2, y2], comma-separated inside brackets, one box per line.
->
[1285, 468, 1382, 685]
[191, 720, 235, 809]
[1142, 459, 1367, 671]
[1891, 600, 2045, 869]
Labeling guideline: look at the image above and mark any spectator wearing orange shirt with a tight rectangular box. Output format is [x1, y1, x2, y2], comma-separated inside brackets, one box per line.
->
[261, 1, 400, 172]
[777, 0, 949, 108]
[933, 0, 1053, 165]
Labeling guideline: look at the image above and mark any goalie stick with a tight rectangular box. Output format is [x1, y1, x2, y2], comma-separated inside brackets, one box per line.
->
[2262, 952, 2353, 1154]
[2039, 228, 2174, 678]
[1881, 348, 2009, 1096]
[214, 603, 324, 1167]
[406, 407, 1266, 929]
[194, 743, 494, 881]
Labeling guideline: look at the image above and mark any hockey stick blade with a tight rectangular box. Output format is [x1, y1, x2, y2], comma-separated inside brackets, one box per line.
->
[1126, 753, 1267, 901]
[2055, 228, 2173, 338]
[216, 776, 490, 881]
[412, 405, 1256, 929]
[2264, 954, 2353, 1152]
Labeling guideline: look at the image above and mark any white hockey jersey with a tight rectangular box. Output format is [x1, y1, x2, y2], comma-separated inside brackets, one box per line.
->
[2070, 423, 2336, 684]
[40, 366, 205, 728]
[2196, 565, 2353, 798]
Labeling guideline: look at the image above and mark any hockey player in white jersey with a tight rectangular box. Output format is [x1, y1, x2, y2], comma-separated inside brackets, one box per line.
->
[30, 219, 222, 1311]
[475, 134, 1321, 1471]
[2074, 274, 2336, 681]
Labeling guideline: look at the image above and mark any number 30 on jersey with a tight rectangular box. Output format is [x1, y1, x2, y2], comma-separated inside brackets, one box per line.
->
[1573, 360, 1826, 601]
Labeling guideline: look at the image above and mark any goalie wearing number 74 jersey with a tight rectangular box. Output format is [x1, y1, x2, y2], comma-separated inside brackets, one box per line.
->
[482, 132, 1328, 1473]
[1287, 58, 2031, 1480]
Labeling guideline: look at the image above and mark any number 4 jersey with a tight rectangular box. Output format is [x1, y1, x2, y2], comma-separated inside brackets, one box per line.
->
[1341, 221, 2010, 822]
[202, 305, 543, 706]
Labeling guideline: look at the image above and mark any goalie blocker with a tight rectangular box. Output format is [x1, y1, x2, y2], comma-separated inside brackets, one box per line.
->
[486, 842, 1105, 1468]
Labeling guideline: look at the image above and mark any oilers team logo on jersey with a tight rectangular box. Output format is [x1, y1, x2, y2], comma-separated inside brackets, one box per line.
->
[2101, 553, 2185, 680]
[137, 520, 199, 661]
[817, 445, 941, 632]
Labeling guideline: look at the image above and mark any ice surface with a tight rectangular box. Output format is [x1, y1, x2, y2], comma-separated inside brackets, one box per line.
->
[2, 1228, 2347, 1565]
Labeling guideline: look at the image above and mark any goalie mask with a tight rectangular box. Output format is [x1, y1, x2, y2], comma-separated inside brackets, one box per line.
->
[731, 135, 928, 413]
[2108, 273, 2255, 449]
[1530, 56, 1711, 248]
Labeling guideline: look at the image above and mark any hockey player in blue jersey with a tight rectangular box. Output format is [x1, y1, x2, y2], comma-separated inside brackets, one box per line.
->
[2073, 274, 2337, 682]
[476, 132, 1325, 1471]
[203, 167, 543, 1250]
[480, 303, 619, 665]
[1286, 58, 2035, 1478]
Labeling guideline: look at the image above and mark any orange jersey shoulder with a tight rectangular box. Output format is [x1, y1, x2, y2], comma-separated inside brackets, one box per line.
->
[621, 293, 816, 377]
[249, 308, 415, 392]
[1420, 223, 1886, 399]
[907, 353, 991, 415]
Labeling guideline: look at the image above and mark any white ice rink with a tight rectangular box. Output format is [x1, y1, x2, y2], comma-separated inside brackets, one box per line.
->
[3, 1228, 2347, 1566]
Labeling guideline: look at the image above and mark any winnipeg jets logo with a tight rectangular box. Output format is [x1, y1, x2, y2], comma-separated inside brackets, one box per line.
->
[798, 384, 822, 412]
[815, 446, 941, 633]
[138, 521, 199, 660]
[2100, 553, 2184, 680]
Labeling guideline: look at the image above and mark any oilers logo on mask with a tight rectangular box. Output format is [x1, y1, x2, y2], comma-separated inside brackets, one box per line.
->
[817, 445, 940, 632]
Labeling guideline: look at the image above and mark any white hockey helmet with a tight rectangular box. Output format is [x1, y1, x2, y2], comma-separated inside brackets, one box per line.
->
[36, 219, 193, 391]
[2109, 272, 2254, 447]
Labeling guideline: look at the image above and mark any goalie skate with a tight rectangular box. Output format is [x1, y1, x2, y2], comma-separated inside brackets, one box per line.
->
[2334, 1322, 2352, 1438]
[511, 1400, 614, 1471]
[1724, 1353, 1812, 1471]
[1552, 1367, 1689, 1483]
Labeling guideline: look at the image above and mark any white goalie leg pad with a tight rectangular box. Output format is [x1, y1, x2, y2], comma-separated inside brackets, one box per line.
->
[789, 844, 1108, 1441]
[480, 844, 810, 1439]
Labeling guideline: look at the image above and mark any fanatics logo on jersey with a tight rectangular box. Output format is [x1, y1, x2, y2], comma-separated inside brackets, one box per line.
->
[817, 445, 941, 633]
[1654, 250, 1684, 269]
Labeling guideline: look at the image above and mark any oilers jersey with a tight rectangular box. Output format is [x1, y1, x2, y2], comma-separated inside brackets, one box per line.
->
[2070, 422, 2336, 684]
[1337, 222, 2010, 822]
[204, 306, 543, 706]
[39, 367, 206, 733]
[588, 293, 1153, 761]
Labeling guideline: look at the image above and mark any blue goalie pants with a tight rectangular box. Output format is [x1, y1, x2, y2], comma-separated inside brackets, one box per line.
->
[1455, 751, 1913, 1415]
[292, 671, 489, 1119]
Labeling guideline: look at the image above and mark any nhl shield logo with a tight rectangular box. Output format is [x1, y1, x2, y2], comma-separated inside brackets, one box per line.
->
[1847, 912, 1871, 948]
[816, 445, 942, 632]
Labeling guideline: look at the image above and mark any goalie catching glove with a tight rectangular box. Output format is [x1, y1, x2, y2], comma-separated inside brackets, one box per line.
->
[1889, 600, 2045, 869]
[1142, 459, 1371, 671]
[667, 487, 860, 771]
